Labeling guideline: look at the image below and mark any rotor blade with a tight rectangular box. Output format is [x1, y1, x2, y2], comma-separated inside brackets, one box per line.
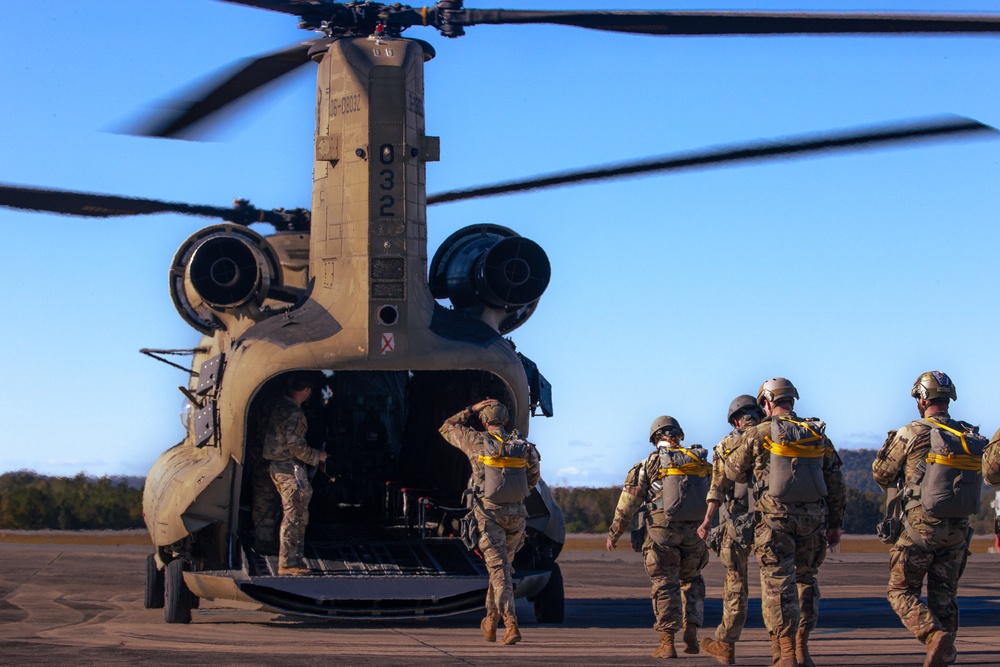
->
[456, 10, 1000, 36]
[427, 117, 998, 205]
[134, 40, 320, 138]
[0, 184, 243, 221]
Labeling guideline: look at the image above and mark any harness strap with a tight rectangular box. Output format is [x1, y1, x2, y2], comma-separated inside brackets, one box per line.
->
[764, 416, 832, 458]
[926, 417, 977, 456]
[925, 452, 982, 471]
[657, 446, 712, 478]
[478, 455, 529, 468]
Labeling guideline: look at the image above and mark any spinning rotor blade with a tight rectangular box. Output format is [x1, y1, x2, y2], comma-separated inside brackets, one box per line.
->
[135, 40, 320, 138]
[427, 117, 998, 205]
[0, 183, 306, 228]
[453, 10, 1000, 36]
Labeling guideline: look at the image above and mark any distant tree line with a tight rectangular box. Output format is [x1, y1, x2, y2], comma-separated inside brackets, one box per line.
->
[0, 471, 143, 530]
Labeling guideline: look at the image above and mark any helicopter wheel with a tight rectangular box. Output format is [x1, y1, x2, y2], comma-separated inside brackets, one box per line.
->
[143, 554, 165, 609]
[532, 562, 565, 624]
[163, 559, 193, 624]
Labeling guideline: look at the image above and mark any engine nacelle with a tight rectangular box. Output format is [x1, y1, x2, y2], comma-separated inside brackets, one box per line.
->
[170, 224, 283, 334]
[429, 224, 550, 333]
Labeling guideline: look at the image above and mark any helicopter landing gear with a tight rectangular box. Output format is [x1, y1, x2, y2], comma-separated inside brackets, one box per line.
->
[144, 554, 165, 609]
[164, 559, 193, 624]
[532, 562, 565, 623]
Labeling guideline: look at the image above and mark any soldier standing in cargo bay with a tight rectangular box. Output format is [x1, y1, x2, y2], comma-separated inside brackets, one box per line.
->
[724, 378, 846, 667]
[872, 371, 988, 667]
[439, 398, 540, 646]
[606, 416, 711, 659]
[697, 395, 764, 665]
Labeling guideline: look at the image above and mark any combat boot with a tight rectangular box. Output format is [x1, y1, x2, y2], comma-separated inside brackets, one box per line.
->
[651, 631, 677, 659]
[277, 565, 311, 576]
[795, 627, 816, 667]
[700, 638, 735, 665]
[682, 623, 700, 654]
[769, 633, 780, 665]
[480, 615, 498, 642]
[775, 635, 797, 667]
[923, 630, 955, 667]
[501, 623, 521, 646]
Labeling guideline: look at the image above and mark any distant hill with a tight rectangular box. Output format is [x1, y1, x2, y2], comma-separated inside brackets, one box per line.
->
[840, 448, 880, 495]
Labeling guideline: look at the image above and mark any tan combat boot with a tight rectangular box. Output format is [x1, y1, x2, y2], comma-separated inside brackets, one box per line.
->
[277, 565, 311, 576]
[796, 627, 816, 667]
[923, 630, 955, 667]
[769, 633, 780, 665]
[775, 635, 797, 667]
[700, 638, 736, 665]
[501, 623, 521, 645]
[682, 623, 700, 654]
[480, 615, 498, 642]
[651, 631, 677, 659]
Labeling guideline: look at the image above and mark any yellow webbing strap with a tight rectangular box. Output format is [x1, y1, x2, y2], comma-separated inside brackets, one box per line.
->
[926, 418, 976, 456]
[479, 455, 529, 468]
[763, 417, 832, 458]
[479, 432, 528, 468]
[658, 446, 712, 478]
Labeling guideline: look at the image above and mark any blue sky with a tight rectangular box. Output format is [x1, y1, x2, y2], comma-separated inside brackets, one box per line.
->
[1, 1, 999, 487]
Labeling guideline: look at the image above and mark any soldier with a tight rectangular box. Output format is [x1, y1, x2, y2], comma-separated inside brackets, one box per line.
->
[697, 395, 763, 665]
[262, 372, 328, 576]
[439, 398, 540, 646]
[724, 378, 845, 667]
[985, 428, 1000, 487]
[606, 416, 711, 660]
[872, 371, 988, 667]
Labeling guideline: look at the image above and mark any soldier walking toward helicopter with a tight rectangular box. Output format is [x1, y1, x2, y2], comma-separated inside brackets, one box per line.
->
[724, 378, 846, 667]
[872, 371, 988, 667]
[697, 395, 763, 665]
[606, 416, 711, 659]
[439, 398, 541, 646]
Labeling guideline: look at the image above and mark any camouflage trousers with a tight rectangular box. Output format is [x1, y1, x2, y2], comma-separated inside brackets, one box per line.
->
[888, 508, 969, 641]
[252, 457, 281, 554]
[754, 512, 827, 639]
[270, 460, 313, 569]
[475, 502, 527, 625]
[714, 528, 751, 642]
[644, 521, 708, 633]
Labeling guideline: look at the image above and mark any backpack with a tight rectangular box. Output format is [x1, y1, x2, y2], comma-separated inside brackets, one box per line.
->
[478, 429, 531, 504]
[763, 416, 832, 504]
[913, 418, 987, 519]
[651, 446, 711, 521]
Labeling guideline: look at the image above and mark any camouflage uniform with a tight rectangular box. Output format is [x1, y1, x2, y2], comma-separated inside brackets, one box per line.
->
[439, 407, 541, 628]
[706, 430, 752, 644]
[724, 413, 846, 641]
[608, 449, 709, 635]
[263, 395, 323, 569]
[984, 427, 1000, 487]
[872, 412, 974, 644]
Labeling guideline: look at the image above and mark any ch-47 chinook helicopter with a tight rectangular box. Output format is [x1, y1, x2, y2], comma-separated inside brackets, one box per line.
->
[2, 1, 1000, 625]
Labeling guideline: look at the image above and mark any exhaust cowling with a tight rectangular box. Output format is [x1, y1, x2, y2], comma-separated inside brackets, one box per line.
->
[429, 224, 550, 333]
[170, 224, 283, 334]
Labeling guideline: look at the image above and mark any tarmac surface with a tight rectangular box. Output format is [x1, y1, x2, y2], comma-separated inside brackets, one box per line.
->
[0, 533, 997, 666]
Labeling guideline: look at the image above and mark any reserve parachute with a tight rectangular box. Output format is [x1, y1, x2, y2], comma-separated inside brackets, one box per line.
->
[912, 418, 987, 518]
[478, 430, 532, 504]
[763, 417, 833, 504]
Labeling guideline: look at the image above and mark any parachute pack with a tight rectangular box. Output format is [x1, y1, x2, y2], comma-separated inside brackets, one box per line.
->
[762, 416, 833, 504]
[478, 429, 532, 504]
[650, 445, 711, 521]
[909, 418, 987, 519]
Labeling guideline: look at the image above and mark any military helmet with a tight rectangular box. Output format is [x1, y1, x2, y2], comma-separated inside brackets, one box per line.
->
[649, 415, 683, 443]
[757, 377, 799, 409]
[911, 371, 957, 402]
[480, 402, 510, 426]
[728, 394, 762, 426]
